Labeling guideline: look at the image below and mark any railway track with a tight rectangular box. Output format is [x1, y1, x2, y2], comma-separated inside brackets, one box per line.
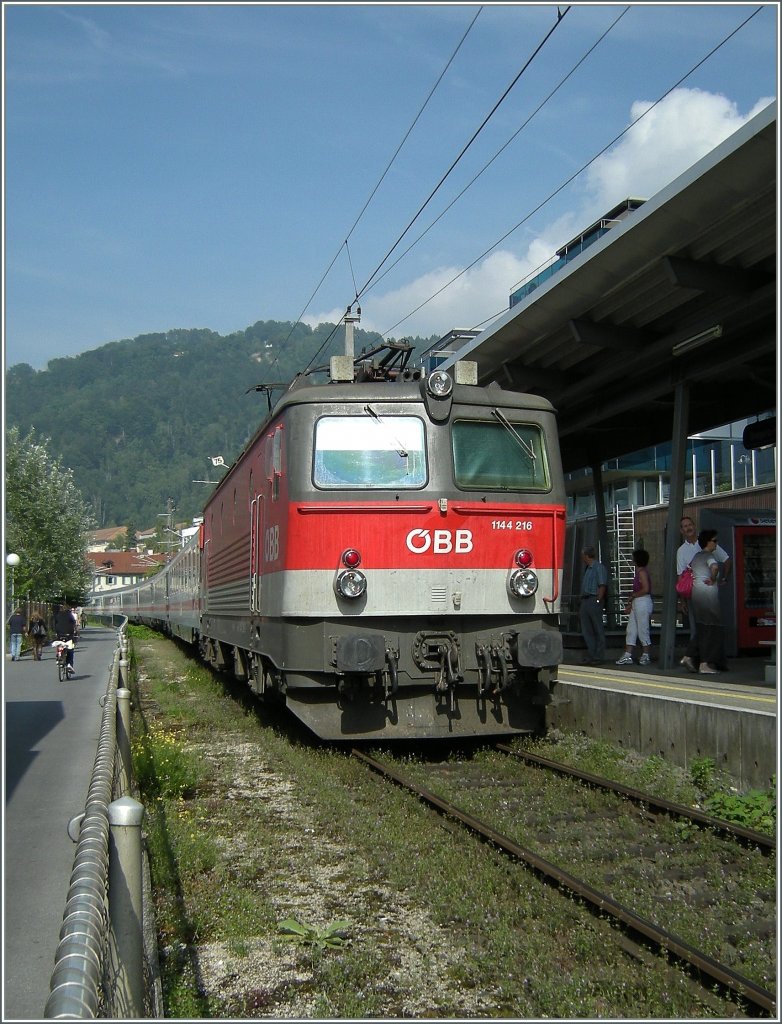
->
[352, 748, 776, 1017]
[495, 743, 775, 853]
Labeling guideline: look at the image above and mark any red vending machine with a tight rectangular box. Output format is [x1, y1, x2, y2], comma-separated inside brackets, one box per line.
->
[702, 509, 776, 656]
[734, 523, 776, 651]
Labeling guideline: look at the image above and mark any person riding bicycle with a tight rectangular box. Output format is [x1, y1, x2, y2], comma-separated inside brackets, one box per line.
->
[54, 605, 78, 677]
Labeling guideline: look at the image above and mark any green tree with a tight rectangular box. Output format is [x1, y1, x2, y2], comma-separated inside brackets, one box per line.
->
[5, 427, 94, 602]
[123, 522, 138, 551]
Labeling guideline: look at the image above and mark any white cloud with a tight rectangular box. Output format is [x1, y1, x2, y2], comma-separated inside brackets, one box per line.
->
[306, 89, 773, 342]
[584, 88, 773, 212]
[305, 251, 534, 340]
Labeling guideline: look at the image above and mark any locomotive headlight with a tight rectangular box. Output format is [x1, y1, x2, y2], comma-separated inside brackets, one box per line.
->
[335, 569, 367, 599]
[427, 369, 453, 398]
[509, 568, 538, 598]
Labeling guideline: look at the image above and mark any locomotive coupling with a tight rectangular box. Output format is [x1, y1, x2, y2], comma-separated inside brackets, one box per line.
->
[434, 643, 463, 695]
[412, 631, 464, 694]
[476, 642, 511, 696]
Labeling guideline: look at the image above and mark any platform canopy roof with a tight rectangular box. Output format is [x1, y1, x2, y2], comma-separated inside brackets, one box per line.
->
[443, 101, 777, 473]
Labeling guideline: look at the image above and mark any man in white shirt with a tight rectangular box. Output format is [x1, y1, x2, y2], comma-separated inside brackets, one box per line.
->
[676, 515, 731, 651]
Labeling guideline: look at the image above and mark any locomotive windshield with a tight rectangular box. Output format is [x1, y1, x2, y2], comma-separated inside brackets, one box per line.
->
[452, 419, 550, 491]
[314, 415, 427, 488]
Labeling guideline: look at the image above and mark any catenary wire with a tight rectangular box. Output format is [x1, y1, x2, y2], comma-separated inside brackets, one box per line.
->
[303, 4, 573, 373]
[271, 7, 483, 374]
[377, 5, 764, 340]
[343, 6, 484, 261]
[363, 6, 630, 299]
[354, 5, 572, 303]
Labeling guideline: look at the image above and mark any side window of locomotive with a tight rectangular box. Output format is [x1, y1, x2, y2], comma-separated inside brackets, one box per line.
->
[313, 415, 427, 489]
[452, 420, 550, 491]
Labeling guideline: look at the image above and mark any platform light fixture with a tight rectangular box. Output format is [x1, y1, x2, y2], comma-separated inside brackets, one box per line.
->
[671, 324, 723, 357]
[6, 553, 20, 621]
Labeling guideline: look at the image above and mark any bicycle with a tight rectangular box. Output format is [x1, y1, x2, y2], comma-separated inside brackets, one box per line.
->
[53, 639, 75, 681]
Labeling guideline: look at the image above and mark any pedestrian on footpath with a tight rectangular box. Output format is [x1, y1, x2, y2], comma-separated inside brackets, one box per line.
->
[579, 546, 608, 665]
[616, 549, 653, 666]
[28, 612, 48, 661]
[8, 608, 27, 661]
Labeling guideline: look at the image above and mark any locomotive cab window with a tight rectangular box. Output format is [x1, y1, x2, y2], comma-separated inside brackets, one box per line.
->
[314, 414, 426, 489]
[452, 418, 549, 491]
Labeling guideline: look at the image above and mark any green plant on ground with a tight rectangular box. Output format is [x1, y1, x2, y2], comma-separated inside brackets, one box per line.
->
[277, 918, 351, 949]
[689, 756, 721, 795]
[703, 778, 776, 833]
[131, 729, 202, 798]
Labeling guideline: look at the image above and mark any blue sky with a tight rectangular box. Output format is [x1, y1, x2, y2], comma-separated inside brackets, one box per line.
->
[3, 3, 778, 370]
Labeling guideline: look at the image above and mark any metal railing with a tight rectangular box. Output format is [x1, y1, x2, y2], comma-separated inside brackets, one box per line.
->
[44, 618, 161, 1019]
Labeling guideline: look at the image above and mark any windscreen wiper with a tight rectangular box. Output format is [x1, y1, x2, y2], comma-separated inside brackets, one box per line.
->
[364, 405, 409, 459]
[491, 408, 536, 461]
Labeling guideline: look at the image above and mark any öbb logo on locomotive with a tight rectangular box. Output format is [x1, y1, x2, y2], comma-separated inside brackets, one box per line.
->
[94, 337, 566, 742]
[405, 528, 474, 554]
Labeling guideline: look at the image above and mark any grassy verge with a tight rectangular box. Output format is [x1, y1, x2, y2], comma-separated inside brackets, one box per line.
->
[127, 626, 774, 1018]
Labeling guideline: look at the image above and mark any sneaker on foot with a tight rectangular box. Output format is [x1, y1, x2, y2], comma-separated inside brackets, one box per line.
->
[615, 653, 633, 665]
[680, 656, 696, 672]
[639, 654, 651, 665]
[699, 663, 718, 674]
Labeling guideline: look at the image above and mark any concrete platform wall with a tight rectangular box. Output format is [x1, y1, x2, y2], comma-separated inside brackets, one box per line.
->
[546, 681, 776, 791]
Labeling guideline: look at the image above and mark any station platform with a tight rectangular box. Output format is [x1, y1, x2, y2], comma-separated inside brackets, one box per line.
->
[548, 643, 777, 792]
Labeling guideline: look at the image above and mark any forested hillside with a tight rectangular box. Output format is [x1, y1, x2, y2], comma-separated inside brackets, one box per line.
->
[5, 320, 439, 528]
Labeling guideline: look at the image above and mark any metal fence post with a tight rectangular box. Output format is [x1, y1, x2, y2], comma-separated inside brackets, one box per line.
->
[116, 688, 132, 797]
[107, 796, 145, 1018]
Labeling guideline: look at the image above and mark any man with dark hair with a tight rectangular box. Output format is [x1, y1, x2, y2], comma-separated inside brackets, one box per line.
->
[677, 515, 730, 666]
[8, 608, 26, 661]
[579, 546, 608, 665]
[680, 530, 726, 674]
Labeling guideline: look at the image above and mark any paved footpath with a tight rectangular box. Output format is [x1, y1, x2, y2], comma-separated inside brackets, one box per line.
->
[3, 627, 120, 1021]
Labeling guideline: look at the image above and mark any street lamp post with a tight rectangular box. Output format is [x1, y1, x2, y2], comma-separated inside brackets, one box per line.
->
[738, 453, 750, 488]
[6, 554, 20, 655]
[6, 553, 20, 616]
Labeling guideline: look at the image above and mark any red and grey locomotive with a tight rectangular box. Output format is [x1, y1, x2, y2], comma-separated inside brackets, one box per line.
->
[97, 338, 566, 740]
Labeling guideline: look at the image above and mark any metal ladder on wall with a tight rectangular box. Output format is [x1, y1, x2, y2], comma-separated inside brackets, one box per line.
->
[607, 506, 635, 625]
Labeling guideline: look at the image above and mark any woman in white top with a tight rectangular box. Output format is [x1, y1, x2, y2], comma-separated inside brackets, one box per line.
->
[681, 529, 724, 674]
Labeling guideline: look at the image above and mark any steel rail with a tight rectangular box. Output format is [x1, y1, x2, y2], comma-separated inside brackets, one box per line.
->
[352, 748, 776, 1017]
[496, 744, 775, 852]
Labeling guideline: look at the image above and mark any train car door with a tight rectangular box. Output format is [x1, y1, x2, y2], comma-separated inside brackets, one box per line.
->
[250, 490, 264, 613]
[734, 525, 776, 650]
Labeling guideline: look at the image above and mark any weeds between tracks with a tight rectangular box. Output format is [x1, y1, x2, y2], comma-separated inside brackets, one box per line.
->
[128, 626, 775, 1018]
